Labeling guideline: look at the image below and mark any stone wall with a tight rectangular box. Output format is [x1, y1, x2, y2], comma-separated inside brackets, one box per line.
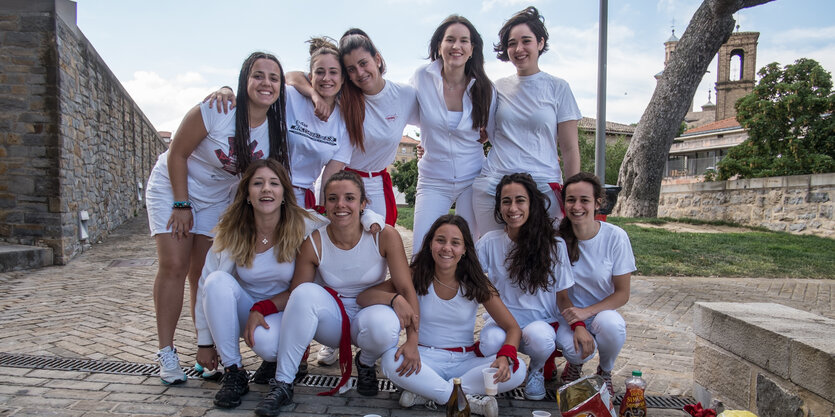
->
[0, 0, 166, 264]
[658, 173, 835, 238]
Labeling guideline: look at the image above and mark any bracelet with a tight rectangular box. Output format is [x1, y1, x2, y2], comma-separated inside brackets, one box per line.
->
[197, 344, 215, 349]
[389, 293, 400, 308]
[172, 201, 192, 209]
[570, 321, 586, 331]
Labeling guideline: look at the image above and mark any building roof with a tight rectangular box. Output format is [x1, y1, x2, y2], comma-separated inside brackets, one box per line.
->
[578, 117, 636, 136]
[666, 29, 679, 43]
[681, 117, 741, 137]
[400, 135, 420, 145]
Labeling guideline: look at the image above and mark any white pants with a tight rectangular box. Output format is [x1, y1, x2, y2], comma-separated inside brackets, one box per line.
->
[556, 310, 625, 371]
[360, 175, 387, 222]
[412, 176, 477, 256]
[202, 271, 283, 367]
[478, 319, 559, 373]
[381, 346, 527, 404]
[472, 175, 563, 238]
[275, 282, 401, 383]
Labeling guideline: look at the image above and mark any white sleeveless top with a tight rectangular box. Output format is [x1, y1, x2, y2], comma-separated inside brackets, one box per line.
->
[312, 226, 387, 298]
[418, 283, 478, 349]
[235, 249, 295, 302]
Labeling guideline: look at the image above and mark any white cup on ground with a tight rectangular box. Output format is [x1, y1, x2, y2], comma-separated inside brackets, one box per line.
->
[363, 415, 382, 417]
[482, 367, 499, 395]
[532, 411, 552, 417]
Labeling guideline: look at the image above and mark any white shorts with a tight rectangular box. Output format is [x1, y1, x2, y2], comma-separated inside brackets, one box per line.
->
[145, 168, 229, 237]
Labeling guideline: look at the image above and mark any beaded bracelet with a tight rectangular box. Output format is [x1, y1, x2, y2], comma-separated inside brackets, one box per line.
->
[172, 201, 192, 209]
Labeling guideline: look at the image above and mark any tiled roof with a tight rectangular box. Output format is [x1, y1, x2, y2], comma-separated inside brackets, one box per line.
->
[578, 117, 636, 135]
[400, 135, 420, 145]
[681, 117, 742, 136]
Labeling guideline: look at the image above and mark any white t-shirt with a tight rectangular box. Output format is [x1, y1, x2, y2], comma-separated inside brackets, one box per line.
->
[481, 71, 581, 185]
[476, 230, 574, 327]
[568, 222, 636, 309]
[286, 86, 352, 191]
[411, 61, 495, 182]
[236, 249, 295, 302]
[418, 283, 478, 348]
[150, 101, 270, 209]
[347, 80, 418, 173]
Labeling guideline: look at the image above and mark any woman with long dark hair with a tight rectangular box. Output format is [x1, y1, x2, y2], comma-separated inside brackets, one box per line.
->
[145, 51, 288, 385]
[476, 173, 576, 401]
[472, 6, 582, 236]
[193, 159, 321, 408]
[365, 215, 525, 417]
[409, 15, 496, 256]
[556, 172, 635, 397]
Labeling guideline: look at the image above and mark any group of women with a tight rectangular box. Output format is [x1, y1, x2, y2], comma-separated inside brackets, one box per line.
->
[145, 6, 635, 417]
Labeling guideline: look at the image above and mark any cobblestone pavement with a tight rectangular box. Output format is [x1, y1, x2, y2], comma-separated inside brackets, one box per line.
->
[1, 211, 832, 416]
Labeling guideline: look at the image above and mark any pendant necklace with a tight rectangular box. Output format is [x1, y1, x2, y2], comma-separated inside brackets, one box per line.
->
[433, 275, 459, 291]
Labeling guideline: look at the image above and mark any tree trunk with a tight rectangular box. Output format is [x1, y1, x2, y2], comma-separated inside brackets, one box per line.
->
[613, 0, 775, 217]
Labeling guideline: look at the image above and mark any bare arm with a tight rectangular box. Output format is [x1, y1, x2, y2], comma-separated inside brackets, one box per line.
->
[482, 293, 521, 382]
[202, 87, 236, 114]
[286, 71, 329, 121]
[289, 233, 321, 291]
[379, 227, 421, 376]
[561, 273, 631, 324]
[319, 160, 346, 203]
[165, 105, 209, 240]
[557, 119, 580, 179]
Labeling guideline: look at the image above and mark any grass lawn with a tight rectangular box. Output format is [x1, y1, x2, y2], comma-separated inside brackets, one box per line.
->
[608, 217, 835, 279]
[396, 206, 414, 230]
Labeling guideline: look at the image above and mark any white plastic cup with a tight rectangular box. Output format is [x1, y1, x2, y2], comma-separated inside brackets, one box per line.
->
[363, 415, 382, 417]
[482, 367, 499, 395]
[532, 411, 552, 417]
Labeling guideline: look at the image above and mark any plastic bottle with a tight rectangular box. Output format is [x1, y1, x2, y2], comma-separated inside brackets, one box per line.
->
[618, 370, 647, 417]
[446, 377, 470, 416]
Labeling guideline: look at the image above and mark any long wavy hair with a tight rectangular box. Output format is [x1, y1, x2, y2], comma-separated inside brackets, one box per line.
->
[429, 15, 493, 131]
[494, 6, 550, 62]
[411, 215, 496, 303]
[494, 173, 559, 294]
[212, 159, 311, 267]
[338, 28, 386, 153]
[558, 172, 606, 264]
[234, 52, 290, 174]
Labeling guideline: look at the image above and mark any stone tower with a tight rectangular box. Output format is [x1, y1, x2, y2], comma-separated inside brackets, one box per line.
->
[715, 31, 759, 121]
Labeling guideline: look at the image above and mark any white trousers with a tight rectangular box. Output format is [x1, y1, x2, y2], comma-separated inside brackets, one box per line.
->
[471, 175, 563, 238]
[275, 282, 401, 383]
[381, 346, 527, 404]
[555, 310, 626, 371]
[478, 319, 560, 373]
[202, 271, 283, 367]
[412, 176, 477, 256]
[360, 175, 387, 222]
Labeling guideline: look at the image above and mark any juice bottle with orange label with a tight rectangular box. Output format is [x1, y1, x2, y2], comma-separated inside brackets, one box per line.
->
[618, 370, 646, 417]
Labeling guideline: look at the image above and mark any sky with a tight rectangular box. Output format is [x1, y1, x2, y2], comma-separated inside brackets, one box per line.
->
[72, 0, 835, 135]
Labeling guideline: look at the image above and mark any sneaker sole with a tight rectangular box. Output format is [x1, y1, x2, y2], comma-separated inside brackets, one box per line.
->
[524, 391, 546, 400]
[317, 356, 338, 366]
[253, 402, 294, 417]
[160, 375, 187, 385]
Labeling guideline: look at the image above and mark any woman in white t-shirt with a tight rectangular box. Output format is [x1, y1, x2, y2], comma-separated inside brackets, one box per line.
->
[409, 15, 496, 256]
[145, 52, 289, 385]
[556, 172, 636, 397]
[475, 173, 577, 401]
[365, 215, 525, 417]
[210, 38, 352, 211]
[194, 159, 321, 409]
[472, 6, 582, 237]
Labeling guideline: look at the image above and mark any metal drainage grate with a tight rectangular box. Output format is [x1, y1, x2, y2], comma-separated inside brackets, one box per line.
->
[0, 353, 694, 407]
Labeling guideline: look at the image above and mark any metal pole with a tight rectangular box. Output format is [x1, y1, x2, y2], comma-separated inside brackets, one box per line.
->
[595, 0, 608, 182]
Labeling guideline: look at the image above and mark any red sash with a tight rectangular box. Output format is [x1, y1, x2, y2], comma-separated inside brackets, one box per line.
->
[318, 287, 352, 396]
[345, 167, 397, 226]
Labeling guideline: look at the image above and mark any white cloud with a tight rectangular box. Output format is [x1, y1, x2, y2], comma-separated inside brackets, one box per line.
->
[481, 0, 538, 12]
[774, 26, 835, 43]
[122, 70, 216, 133]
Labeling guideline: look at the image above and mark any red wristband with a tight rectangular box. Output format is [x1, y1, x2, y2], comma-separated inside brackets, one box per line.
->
[313, 205, 326, 215]
[496, 344, 519, 373]
[250, 300, 278, 316]
[570, 321, 586, 331]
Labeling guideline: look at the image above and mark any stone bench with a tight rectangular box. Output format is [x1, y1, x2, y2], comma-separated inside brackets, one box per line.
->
[693, 302, 834, 416]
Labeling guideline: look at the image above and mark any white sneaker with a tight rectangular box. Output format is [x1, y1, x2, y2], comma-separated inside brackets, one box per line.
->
[524, 368, 546, 400]
[156, 346, 187, 385]
[466, 394, 498, 417]
[399, 390, 430, 408]
[193, 362, 221, 380]
[316, 345, 338, 366]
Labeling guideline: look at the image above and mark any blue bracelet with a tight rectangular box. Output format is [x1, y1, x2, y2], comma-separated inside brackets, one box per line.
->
[172, 201, 192, 209]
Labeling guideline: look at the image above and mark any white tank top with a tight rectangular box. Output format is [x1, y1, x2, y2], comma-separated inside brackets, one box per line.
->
[312, 227, 387, 298]
[418, 283, 478, 348]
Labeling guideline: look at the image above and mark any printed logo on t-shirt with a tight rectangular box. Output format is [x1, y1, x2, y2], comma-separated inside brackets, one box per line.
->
[385, 113, 398, 122]
[290, 119, 337, 146]
[215, 136, 265, 175]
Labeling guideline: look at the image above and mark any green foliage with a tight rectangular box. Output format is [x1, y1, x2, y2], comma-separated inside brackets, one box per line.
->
[717, 58, 835, 180]
[578, 133, 629, 185]
[391, 158, 418, 206]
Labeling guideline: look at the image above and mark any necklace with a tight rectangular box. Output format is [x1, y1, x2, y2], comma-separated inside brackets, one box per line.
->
[433, 275, 459, 291]
[260, 235, 270, 245]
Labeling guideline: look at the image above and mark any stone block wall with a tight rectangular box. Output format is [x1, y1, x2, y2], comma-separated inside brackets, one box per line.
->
[693, 302, 834, 416]
[0, 0, 165, 264]
[658, 173, 835, 238]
